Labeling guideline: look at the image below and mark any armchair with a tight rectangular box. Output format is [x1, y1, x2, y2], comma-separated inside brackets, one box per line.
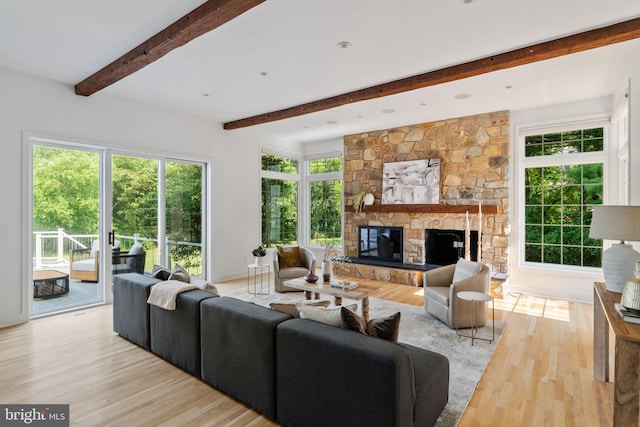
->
[112, 242, 146, 275]
[69, 240, 101, 282]
[273, 246, 316, 292]
[424, 260, 490, 329]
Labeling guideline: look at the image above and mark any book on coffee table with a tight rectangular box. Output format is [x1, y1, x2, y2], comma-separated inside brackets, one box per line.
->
[330, 280, 359, 290]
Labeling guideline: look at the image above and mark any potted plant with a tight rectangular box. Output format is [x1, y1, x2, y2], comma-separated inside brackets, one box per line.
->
[252, 245, 267, 266]
[322, 244, 339, 282]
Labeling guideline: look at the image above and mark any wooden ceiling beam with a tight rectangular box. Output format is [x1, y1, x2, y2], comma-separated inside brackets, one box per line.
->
[224, 17, 640, 130]
[75, 0, 265, 97]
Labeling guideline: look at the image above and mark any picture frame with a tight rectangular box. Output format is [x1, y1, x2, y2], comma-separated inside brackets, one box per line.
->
[382, 158, 440, 204]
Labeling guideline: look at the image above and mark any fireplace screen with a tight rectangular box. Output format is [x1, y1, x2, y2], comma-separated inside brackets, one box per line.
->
[425, 229, 478, 265]
[358, 226, 403, 263]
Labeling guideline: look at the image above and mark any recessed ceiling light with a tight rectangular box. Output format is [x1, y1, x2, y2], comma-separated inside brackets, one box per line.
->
[454, 93, 471, 100]
[260, 71, 268, 76]
[201, 93, 210, 97]
[382, 109, 396, 114]
[505, 85, 513, 89]
[419, 102, 427, 106]
[464, 0, 473, 4]
[326, 120, 338, 124]
[356, 115, 364, 119]
[337, 41, 351, 49]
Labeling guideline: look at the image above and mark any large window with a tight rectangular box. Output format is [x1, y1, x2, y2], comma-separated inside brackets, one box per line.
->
[521, 126, 606, 268]
[261, 151, 343, 248]
[261, 154, 299, 246]
[308, 157, 342, 246]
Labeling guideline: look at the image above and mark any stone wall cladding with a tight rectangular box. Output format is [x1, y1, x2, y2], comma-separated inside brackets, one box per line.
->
[343, 110, 510, 276]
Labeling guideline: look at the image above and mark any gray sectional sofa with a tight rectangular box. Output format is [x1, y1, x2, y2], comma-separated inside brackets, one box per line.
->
[112, 273, 450, 427]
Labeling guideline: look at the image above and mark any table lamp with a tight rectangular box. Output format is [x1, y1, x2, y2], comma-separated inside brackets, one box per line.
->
[589, 205, 640, 293]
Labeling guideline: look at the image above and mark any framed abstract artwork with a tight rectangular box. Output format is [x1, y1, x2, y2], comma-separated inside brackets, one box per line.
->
[382, 158, 440, 204]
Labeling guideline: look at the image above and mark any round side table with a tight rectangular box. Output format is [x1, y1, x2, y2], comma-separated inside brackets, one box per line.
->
[247, 263, 270, 295]
[456, 291, 495, 345]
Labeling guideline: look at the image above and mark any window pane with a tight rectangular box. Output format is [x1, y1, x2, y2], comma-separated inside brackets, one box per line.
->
[261, 154, 298, 174]
[166, 161, 203, 275]
[309, 157, 342, 174]
[524, 127, 604, 158]
[523, 162, 603, 268]
[262, 178, 297, 246]
[309, 180, 342, 246]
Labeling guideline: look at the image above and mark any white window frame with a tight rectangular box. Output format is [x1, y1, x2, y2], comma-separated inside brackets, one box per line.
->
[516, 116, 611, 272]
[305, 152, 343, 249]
[260, 148, 343, 248]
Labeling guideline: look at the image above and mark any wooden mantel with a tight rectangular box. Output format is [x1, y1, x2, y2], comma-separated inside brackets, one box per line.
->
[344, 204, 498, 214]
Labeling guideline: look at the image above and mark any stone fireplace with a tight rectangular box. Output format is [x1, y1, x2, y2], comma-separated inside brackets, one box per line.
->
[337, 110, 510, 286]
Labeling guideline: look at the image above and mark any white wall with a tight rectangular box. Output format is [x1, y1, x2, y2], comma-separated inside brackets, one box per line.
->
[0, 67, 263, 327]
[506, 39, 640, 303]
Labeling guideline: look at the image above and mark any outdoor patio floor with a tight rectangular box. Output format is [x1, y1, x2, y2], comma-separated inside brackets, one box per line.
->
[32, 266, 102, 316]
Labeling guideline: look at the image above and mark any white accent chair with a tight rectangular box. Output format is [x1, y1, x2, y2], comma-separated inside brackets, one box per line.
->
[273, 246, 316, 293]
[424, 259, 490, 329]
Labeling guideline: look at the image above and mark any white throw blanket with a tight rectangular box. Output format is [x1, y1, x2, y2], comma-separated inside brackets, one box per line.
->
[147, 280, 197, 310]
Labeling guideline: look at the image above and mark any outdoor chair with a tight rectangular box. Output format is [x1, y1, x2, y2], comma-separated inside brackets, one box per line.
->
[112, 243, 146, 275]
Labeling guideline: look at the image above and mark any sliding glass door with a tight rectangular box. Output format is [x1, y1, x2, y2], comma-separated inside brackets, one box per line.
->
[30, 139, 207, 318]
[112, 154, 205, 275]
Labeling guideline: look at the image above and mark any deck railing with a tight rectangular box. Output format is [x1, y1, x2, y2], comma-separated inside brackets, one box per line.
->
[33, 229, 202, 275]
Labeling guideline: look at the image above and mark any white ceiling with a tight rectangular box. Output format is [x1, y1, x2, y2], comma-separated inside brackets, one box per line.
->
[1, 0, 639, 143]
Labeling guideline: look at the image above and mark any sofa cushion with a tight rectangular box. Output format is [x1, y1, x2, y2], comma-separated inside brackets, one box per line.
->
[200, 297, 292, 420]
[452, 258, 482, 283]
[128, 242, 144, 255]
[277, 266, 310, 279]
[71, 258, 96, 271]
[425, 286, 450, 306]
[277, 246, 304, 268]
[298, 303, 357, 327]
[341, 308, 401, 343]
[276, 319, 417, 427]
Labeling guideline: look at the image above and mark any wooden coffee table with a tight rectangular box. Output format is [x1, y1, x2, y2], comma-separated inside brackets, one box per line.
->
[284, 277, 373, 321]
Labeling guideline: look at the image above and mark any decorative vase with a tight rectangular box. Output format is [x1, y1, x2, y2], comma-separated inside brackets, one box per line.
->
[255, 257, 264, 266]
[363, 193, 374, 205]
[304, 272, 318, 283]
[322, 261, 332, 282]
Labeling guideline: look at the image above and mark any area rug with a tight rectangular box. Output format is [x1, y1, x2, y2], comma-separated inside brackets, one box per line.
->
[238, 291, 506, 426]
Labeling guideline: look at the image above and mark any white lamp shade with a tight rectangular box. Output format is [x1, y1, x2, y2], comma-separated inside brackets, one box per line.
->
[589, 205, 640, 242]
[590, 206, 640, 292]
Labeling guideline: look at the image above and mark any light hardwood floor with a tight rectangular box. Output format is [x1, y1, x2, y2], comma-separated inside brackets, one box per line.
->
[0, 276, 613, 426]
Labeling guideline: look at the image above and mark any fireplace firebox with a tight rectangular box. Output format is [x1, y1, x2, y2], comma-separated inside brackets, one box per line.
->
[425, 228, 478, 265]
[358, 226, 403, 263]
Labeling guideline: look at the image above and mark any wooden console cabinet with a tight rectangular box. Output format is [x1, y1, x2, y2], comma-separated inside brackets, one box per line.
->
[593, 281, 640, 426]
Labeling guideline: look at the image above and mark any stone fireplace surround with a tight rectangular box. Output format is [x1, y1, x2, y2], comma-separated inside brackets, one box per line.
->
[337, 110, 510, 286]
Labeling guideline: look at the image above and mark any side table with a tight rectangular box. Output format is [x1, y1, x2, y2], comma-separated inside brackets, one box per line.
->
[456, 291, 495, 345]
[247, 263, 270, 295]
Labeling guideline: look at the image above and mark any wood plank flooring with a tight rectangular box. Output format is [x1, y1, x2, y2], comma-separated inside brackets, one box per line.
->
[0, 276, 613, 426]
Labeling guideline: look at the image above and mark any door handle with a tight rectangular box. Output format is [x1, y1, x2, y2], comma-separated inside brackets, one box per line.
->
[108, 230, 114, 246]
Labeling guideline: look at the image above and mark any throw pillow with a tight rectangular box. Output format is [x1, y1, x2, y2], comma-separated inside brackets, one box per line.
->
[277, 246, 305, 269]
[151, 264, 171, 280]
[341, 308, 401, 343]
[269, 300, 330, 318]
[452, 258, 482, 283]
[298, 303, 357, 327]
[128, 242, 144, 255]
[168, 264, 190, 283]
